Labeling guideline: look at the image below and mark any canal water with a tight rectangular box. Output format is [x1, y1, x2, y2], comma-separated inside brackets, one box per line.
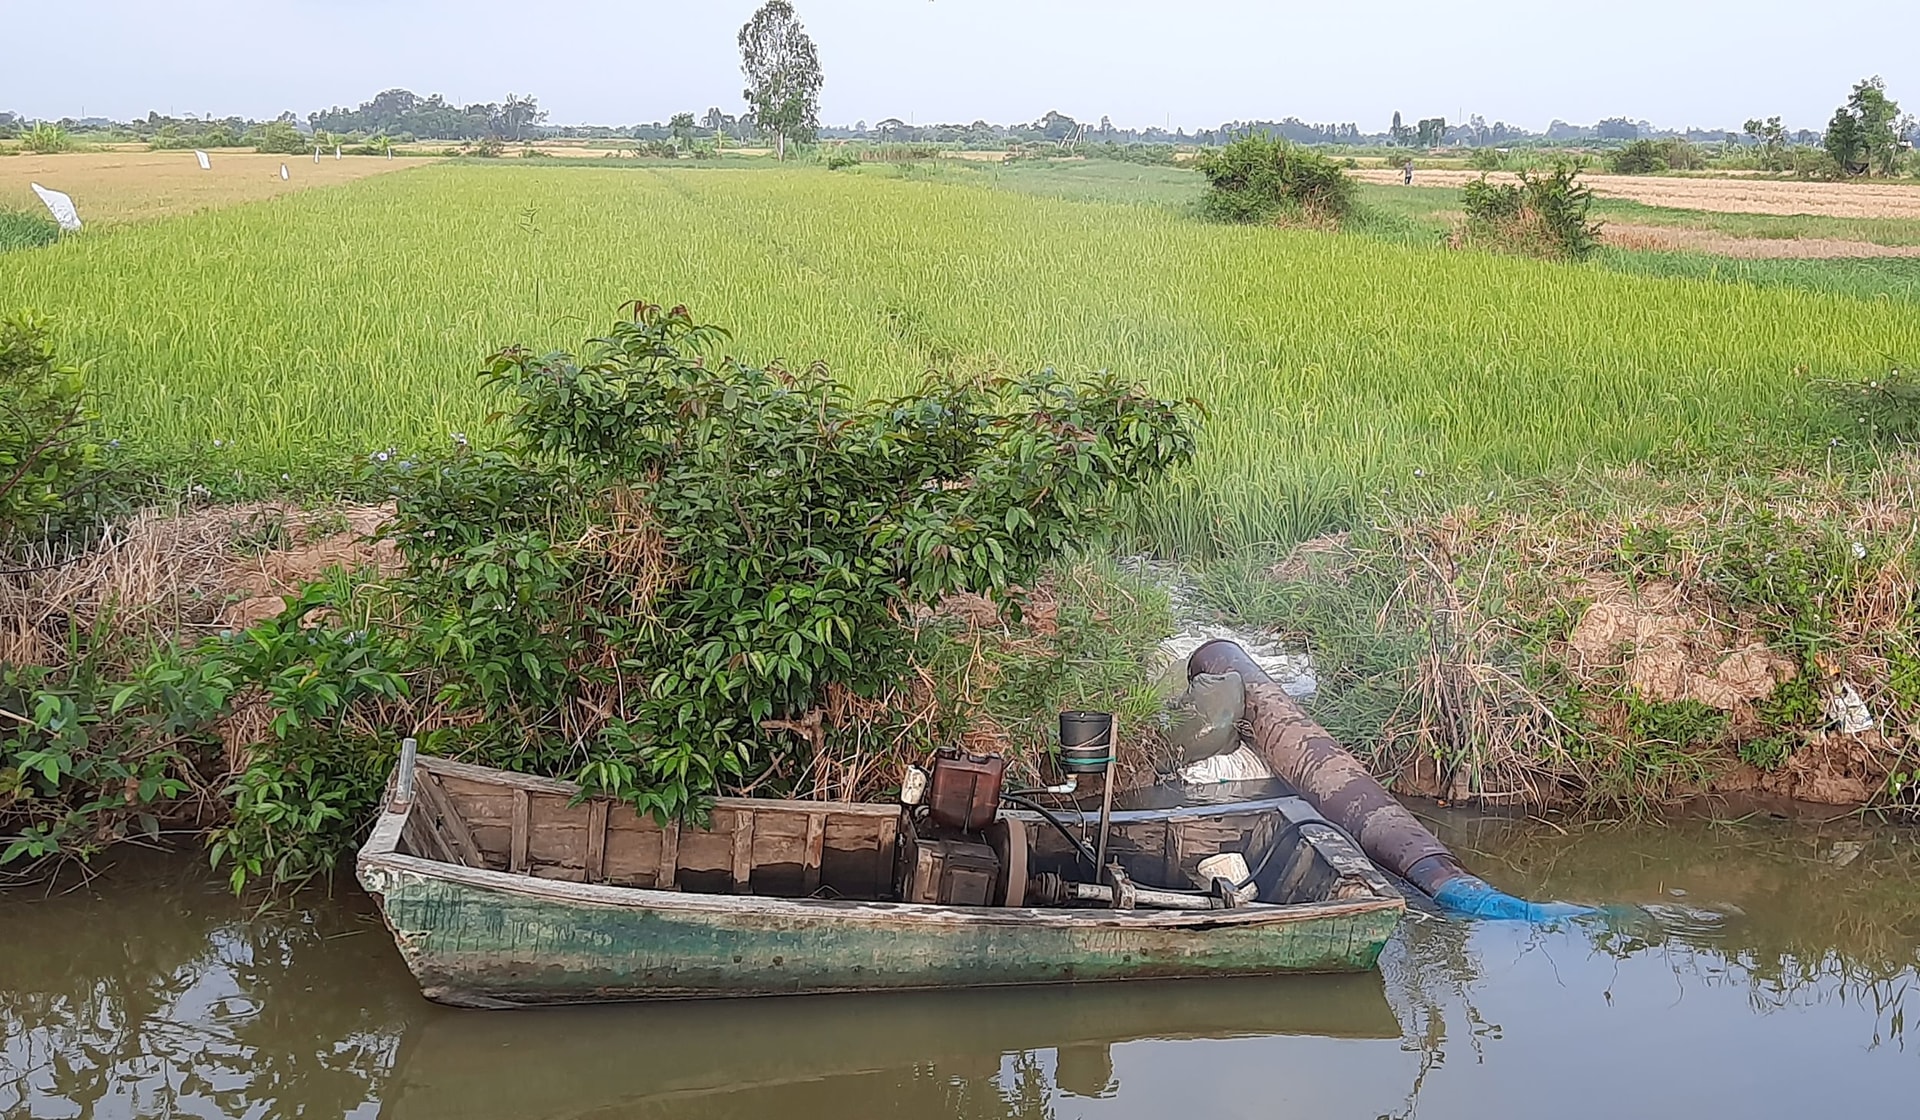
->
[3, 805, 1915, 1119]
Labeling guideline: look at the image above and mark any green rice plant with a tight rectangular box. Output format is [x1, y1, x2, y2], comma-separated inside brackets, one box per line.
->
[0, 209, 61, 253]
[2, 165, 1919, 555]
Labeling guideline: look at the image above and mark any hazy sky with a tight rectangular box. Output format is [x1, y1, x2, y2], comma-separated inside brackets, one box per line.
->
[7, 1, 1915, 133]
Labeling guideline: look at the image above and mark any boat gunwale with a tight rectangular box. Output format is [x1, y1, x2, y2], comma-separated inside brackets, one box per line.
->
[358, 757, 1406, 931]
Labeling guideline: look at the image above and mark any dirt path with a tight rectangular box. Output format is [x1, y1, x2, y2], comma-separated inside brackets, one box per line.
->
[1354, 168, 1920, 219]
[1602, 223, 1920, 259]
[3, 150, 432, 224]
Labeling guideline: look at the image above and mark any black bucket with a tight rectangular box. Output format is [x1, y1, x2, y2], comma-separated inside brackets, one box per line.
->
[1058, 711, 1115, 773]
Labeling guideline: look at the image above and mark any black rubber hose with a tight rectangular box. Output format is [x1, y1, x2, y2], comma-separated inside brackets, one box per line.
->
[1000, 792, 1098, 870]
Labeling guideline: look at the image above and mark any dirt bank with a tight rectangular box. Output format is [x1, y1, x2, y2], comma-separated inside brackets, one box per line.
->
[1238, 455, 1920, 812]
[1355, 168, 1920, 219]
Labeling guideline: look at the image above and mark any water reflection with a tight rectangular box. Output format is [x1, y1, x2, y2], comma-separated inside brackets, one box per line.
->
[2, 809, 1917, 1119]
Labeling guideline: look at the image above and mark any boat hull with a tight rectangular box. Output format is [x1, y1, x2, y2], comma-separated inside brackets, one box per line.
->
[360, 855, 1403, 1006]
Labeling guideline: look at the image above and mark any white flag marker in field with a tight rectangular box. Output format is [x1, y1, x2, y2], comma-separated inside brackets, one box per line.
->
[335, 145, 342, 160]
[195, 149, 211, 170]
[30, 183, 81, 231]
[280, 164, 290, 180]
[314, 146, 321, 163]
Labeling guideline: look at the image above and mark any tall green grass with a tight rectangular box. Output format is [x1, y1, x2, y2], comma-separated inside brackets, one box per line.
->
[1, 164, 1916, 552]
[0, 209, 61, 254]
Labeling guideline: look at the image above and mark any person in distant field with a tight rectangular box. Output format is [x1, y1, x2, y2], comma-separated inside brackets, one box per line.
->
[1402, 159, 1414, 186]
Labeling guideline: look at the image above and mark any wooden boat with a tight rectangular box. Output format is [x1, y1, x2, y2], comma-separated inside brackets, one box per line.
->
[357, 755, 1406, 1007]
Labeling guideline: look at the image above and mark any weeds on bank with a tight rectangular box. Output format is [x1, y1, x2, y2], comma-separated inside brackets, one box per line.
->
[1195, 453, 1920, 812]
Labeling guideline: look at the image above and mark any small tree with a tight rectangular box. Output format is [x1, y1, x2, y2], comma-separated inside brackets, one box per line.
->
[669, 112, 697, 152]
[1826, 76, 1903, 176]
[1415, 117, 1447, 148]
[738, 1, 823, 161]
[1743, 116, 1790, 172]
[1196, 135, 1357, 223]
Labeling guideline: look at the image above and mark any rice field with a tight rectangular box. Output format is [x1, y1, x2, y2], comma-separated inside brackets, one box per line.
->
[3, 163, 1918, 552]
[2, 151, 429, 224]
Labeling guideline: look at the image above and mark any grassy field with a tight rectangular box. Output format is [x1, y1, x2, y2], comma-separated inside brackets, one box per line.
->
[4, 162, 1918, 552]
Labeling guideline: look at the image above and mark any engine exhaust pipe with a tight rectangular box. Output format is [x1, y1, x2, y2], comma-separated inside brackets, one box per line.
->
[1187, 639, 1588, 921]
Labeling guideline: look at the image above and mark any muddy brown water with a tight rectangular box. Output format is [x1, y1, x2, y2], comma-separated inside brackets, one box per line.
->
[4, 806, 1916, 1119]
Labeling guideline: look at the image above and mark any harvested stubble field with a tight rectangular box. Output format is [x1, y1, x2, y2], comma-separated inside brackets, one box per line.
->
[4, 163, 1919, 552]
[1352, 167, 1920, 219]
[1, 150, 431, 224]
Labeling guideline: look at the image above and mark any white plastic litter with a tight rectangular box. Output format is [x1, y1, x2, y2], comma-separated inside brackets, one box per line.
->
[280, 164, 289, 180]
[1825, 681, 1875, 734]
[334, 145, 342, 160]
[29, 183, 81, 231]
[1177, 744, 1274, 785]
[195, 149, 211, 170]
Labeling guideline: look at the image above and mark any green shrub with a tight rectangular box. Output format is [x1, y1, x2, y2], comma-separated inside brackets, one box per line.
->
[252, 120, 308, 154]
[1460, 160, 1602, 260]
[1609, 138, 1704, 175]
[1468, 148, 1503, 171]
[0, 312, 101, 547]
[382, 302, 1199, 821]
[826, 149, 859, 171]
[0, 210, 60, 254]
[1196, 135, 1357, 223]
[20, 123, 72, 154]
[1819, 364, 1920, 444]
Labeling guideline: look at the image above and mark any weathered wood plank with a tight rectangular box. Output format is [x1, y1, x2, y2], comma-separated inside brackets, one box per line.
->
[585, 799, 610, 883]
[657, 820, 680, 890]
[801, 812, 827, 895]
[418, 773, 485, 869]
[730, 810, 756, 894]
[509, 789, 530, 874]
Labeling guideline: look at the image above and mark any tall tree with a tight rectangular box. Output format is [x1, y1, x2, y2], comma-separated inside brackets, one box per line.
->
[738, 1, 823, 161]
[1826, 76, 1902, 176]
[669, 112, 696, 151]
[496, 93, 546, 142]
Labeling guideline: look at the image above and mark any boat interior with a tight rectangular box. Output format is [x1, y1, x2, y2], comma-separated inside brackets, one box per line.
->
[388, 755, 1399, 912]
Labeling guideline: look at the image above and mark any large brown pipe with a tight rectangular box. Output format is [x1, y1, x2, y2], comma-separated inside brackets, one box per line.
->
[1187, 639, 1471, 899]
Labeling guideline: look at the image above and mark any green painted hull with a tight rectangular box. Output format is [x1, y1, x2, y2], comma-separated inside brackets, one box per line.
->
[360, 856, 1403, 1006]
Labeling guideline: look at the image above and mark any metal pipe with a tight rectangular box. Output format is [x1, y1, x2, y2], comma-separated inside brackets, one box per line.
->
[1093, 743, 1116, 873]
[1187, 640, 1590, 921]
[1064, 882, 1248, 910]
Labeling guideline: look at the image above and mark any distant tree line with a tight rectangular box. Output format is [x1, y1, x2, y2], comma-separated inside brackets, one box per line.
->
[307, 89, 547, 141]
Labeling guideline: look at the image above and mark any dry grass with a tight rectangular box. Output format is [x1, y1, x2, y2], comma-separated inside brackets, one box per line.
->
[1602, 223, 1920, 259]
[0, 502, 398, 670]
[1355, 168, 1920, 219]
[1, 151, 432, 224]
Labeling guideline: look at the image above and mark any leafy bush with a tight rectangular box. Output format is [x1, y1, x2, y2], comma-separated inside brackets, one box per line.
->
[20, 123, 72, 154]
[1608, 138, 1705, 175]
[252, 120, 308, 154]
[385, 303, 1199, 819]
[1819, 364, 1920, 444]
[0, 210, 60, 253]
[1468, 148, 1503, 171]
[1196, 135, 1357, 223]
[1459, 161, 1602, 260]
[0, 313, 102, 547]
[825, 149, 858, 171]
